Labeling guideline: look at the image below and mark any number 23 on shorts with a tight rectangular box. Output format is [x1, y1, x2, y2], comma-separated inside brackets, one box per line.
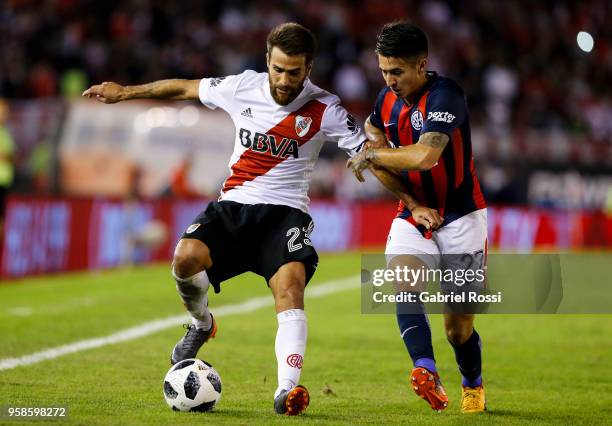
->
[286, 222, 313, 252]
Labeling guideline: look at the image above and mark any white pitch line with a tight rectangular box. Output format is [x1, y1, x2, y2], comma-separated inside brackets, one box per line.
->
[0, 275, 359, 371]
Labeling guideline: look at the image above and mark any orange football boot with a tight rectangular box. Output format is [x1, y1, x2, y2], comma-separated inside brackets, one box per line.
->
[410, 367, 449, 411]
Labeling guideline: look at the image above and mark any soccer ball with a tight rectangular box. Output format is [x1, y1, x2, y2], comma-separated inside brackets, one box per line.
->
[163, 358, 222, 412]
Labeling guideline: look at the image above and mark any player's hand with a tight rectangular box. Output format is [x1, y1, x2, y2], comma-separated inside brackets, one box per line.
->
[82, 82, 126, 103]
[411, 206, 443, 231]
[346, 149, 370, 182]
[365, 137, 388, 149]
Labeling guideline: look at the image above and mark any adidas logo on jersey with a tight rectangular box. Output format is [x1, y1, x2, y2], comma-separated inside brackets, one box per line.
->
[241, 108, 253, 118]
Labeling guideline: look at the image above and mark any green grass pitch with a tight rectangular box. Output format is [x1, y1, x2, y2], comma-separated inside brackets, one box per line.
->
[0, 252, 611, 425]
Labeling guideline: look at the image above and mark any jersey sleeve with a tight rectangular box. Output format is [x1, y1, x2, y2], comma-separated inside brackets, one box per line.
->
[198, 71, 248, 112]
[421, 84, 467, 136]
[368, 87, 388, 131]
[321, 100, 367, 157]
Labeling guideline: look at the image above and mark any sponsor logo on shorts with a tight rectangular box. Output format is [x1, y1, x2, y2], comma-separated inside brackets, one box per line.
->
[411, 110, 423, 130]
[295, 115, 313, 137]
[186, 223, 200, 234]
[286, 354, 303, 369]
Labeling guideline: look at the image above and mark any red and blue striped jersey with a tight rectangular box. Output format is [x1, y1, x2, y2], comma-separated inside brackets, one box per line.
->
[370, 72, 486, 228]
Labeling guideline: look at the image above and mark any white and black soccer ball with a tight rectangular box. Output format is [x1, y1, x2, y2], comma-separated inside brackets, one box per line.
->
[163, 358, 222, 412]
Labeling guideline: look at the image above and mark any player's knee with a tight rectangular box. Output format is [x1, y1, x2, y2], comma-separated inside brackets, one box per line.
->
[172, 253, 203, 279]
[446, 325, 472, 346]
[282, 280, 305, 303]
[172, 240, 211, 279]
[270, 263, 306, 307]
[273, 276, 304, 299]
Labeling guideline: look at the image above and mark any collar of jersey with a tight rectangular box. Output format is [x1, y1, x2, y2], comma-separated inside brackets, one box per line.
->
[401, 70, 438, 107]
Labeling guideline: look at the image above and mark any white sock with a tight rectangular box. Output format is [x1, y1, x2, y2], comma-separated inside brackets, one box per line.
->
[274, 309, 307, 398]
[173, 268, 212, 330]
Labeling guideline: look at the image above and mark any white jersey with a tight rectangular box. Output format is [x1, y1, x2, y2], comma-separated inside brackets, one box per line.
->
[198, 70, 366, 212]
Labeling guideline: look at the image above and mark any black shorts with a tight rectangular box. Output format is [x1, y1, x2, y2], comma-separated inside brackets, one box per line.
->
[181, 201, 319, 293]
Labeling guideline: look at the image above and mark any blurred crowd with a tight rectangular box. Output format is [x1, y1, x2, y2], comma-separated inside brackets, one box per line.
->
[1, 0, 611, 139]
[0, 0, 611, 204]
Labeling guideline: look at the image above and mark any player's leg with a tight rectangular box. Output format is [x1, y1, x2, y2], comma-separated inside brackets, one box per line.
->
[436, 208, 487, 412]
[444, 313, 486, 412]
[170, 238, 217, 364]
[390, 254, 437, 374]
[173, 238, 214, 329]
[269, 261, 310, 415]
[386, 218, 448, 411]
[270, 260, 305, 312]
[169, 201, 245, 364]
[444, 313, 481, 386]
[391, 255, 449, 412]
[253, 205, 317, 415]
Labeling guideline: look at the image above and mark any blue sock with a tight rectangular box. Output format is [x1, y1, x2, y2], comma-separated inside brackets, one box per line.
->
[450, 329, 482, 387]
[396, 300, 436, 372]
[414, 357, 437, 373]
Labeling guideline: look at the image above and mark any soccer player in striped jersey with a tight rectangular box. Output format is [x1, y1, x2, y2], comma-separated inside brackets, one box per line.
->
[348, 22, 487, 413]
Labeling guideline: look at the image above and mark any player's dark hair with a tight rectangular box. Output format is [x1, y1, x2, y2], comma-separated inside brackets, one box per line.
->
[375, 21, 428, 61]
[266, 22, 317, 65]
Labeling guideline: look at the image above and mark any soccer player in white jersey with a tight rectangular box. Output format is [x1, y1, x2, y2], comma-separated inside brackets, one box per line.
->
[83, 23, 368, 415]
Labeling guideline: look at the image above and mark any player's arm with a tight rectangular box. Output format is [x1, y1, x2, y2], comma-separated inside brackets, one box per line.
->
[368, 131, 448, 170]
[369, 165, 443, 230]
[82, 79, 200, 104]
[348, 131, 448, 181]
[327, 102, 440, 230]
[362, 115, 405, 186]
[364, 116, 389, 148]
[362, 116, 443, 229]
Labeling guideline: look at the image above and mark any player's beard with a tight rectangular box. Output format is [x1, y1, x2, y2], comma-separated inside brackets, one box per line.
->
[269, 79, 305, 106]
